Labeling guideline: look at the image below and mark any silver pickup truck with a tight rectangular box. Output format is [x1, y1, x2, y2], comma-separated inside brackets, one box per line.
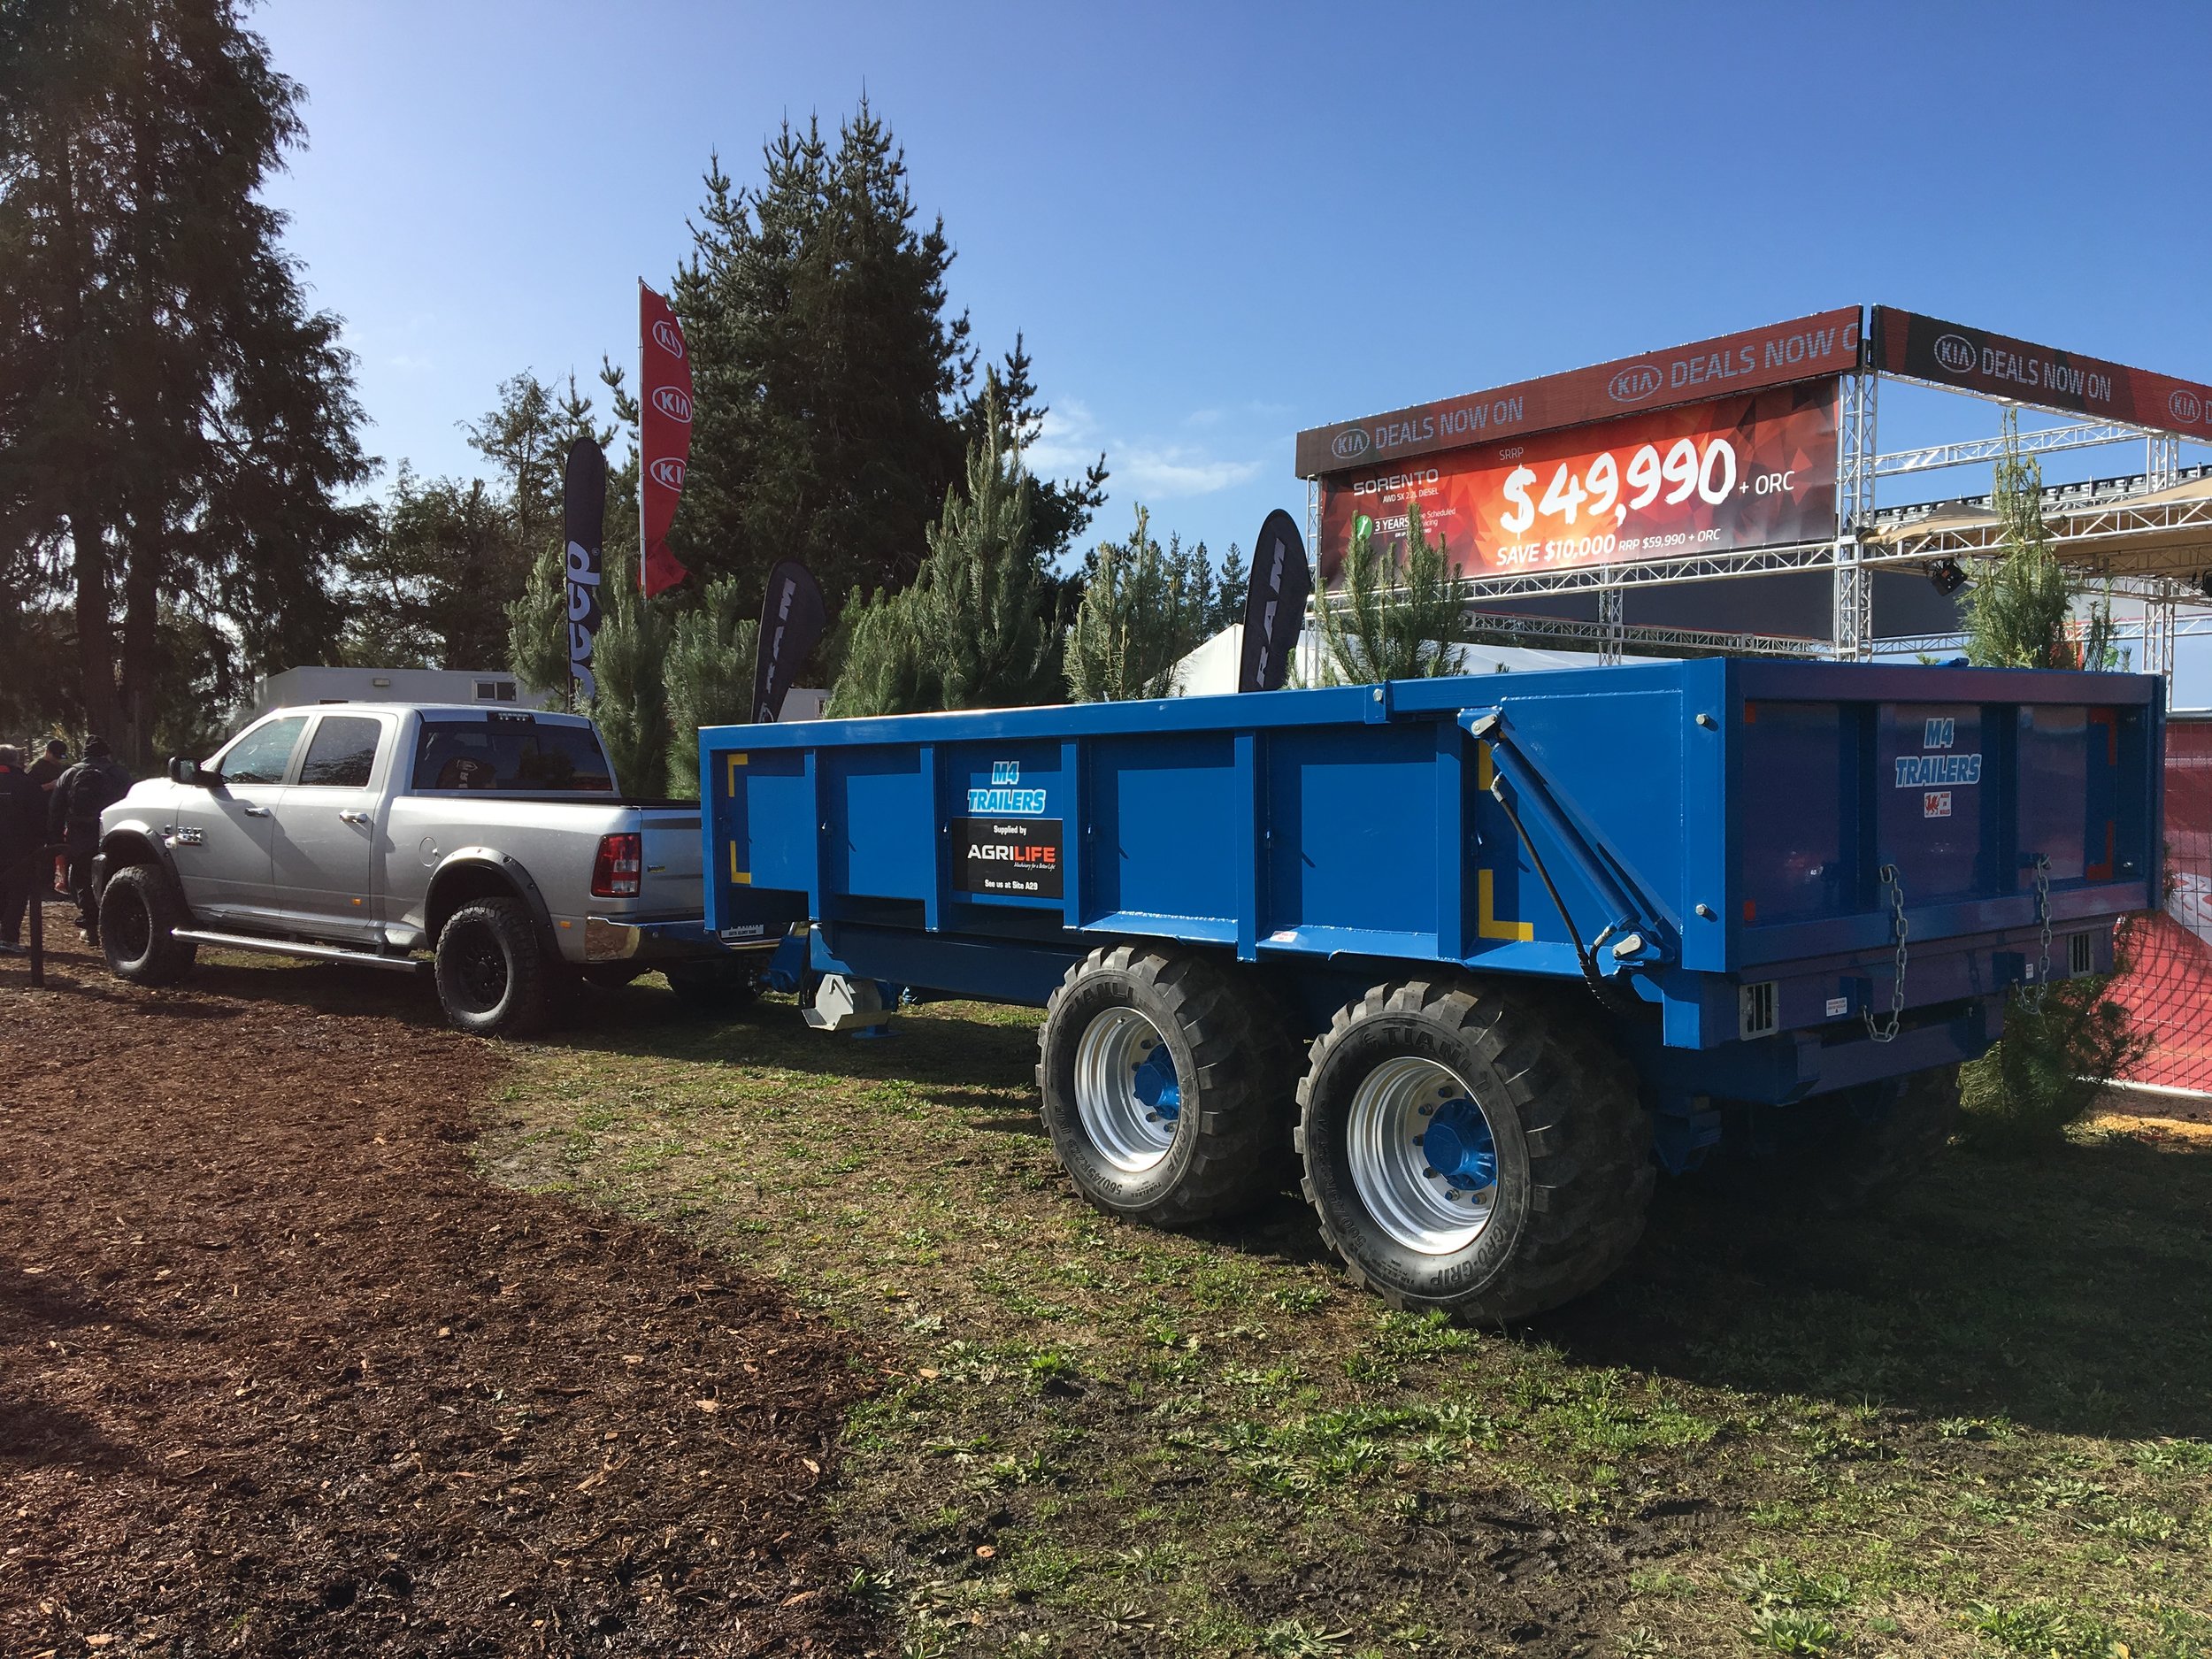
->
[90, 703, 764, 1035]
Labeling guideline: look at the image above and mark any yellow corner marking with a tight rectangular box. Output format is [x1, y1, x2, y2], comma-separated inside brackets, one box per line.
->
[1478, 867, 1533, 942]
[726, 752, 748, 795]
[1476, 740, 1495, 791]
[728, 842, 750, 886]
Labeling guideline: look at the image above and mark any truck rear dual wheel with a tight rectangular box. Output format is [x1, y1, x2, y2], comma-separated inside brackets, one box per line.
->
[99, 864, 198, 987]
[1296, 979, 1653, 1324]
[1036, 945, 1296, 1227]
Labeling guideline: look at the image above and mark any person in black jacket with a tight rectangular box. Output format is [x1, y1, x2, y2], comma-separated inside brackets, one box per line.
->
[0, 745, 41, 954]
[27, 738, 68, 899]
[49, 736, 132, 944]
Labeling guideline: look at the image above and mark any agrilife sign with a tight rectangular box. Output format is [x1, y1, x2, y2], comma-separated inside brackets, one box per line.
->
[1294, 307, 1863, 478]
[1870, 307, 2212, 442]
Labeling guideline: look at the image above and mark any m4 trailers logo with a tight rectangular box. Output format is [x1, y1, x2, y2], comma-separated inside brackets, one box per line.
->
[1924, 790, 1953, 818]
[953, 817, 1062, 898]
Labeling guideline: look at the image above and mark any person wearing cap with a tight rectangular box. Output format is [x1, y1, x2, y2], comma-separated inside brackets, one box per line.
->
[48, 736, 132, 945]
[0, 745, 40, 955]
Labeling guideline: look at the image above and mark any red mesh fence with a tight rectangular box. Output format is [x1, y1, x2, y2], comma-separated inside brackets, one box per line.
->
[2110, 715, 2212, 1094]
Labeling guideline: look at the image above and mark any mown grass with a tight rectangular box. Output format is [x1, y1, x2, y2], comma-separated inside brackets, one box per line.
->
[475, 985, 2212, 1659]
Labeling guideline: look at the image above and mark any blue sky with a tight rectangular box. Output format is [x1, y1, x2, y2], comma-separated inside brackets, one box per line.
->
[254, 1, 2212, 691]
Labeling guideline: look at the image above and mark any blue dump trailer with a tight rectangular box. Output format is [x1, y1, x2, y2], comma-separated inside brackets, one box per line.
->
[700, 659, 2162, 1320]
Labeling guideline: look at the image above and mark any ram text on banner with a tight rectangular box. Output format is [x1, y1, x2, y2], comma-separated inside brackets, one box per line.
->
[1870, 308, 2212, 442]
[1317, 382, 1838, 583]
[562, 436, 607, 702]
[1238, 509, 1312, 693]
[639, 282, 693, 597]
[752, 560, 826, 723]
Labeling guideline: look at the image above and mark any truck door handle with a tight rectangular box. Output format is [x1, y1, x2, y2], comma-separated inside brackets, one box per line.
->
[339, 810, 370, 825]
[242, 804, 272, 818]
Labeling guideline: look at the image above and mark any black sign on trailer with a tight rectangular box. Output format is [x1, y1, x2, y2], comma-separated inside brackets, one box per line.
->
[954, 817, 1064, 898]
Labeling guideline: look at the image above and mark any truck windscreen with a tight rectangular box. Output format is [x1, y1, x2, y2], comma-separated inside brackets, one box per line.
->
[411, 720, 615, 793]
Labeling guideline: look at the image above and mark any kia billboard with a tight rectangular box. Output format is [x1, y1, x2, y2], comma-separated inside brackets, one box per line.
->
[1870, 307, 2212, 443]
[1317, 381, 1838, 582]
[1296, 308, 1862, 478]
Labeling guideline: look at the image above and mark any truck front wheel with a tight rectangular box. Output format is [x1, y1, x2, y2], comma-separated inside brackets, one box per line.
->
[1296, 979, 1652, 1323]
[99, 864, 197, 987]
[1036, 945, 1294, 1227]
[434, 897, 552, 1038]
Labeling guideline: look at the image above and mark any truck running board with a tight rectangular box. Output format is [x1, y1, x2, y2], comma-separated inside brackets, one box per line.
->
[170, 929, 430, 975]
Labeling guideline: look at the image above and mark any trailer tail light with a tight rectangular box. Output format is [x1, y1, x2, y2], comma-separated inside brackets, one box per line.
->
[591, 833, 641, 898]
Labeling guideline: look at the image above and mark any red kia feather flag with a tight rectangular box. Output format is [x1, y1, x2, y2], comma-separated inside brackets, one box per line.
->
[638, 282, 692, 596]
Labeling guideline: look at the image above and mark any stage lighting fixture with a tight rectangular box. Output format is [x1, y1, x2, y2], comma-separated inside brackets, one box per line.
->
[1927, 559, 1968, 597]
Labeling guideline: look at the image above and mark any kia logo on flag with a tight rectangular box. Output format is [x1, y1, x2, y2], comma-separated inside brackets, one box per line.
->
[1331, 428, 1371, 461]
[1607, 365, 1663, 403]
[651, 318, 685, 359]
[651, 386, 692, 422]
[2172, 388, 2203, 426]
[1933, 334, 1977, 374]
[649, 457, 685, 489]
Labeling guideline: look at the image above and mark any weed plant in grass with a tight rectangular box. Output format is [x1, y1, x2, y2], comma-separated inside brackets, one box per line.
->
[480, 988, 2212, 1659]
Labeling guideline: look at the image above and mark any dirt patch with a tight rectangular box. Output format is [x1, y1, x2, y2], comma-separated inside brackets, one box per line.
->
[0, 921, 876, 1656]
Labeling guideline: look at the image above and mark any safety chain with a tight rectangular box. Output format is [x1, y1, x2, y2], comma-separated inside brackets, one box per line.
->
[1865, 864, 1909, 1043]
[2022, 855, 2054, 1012]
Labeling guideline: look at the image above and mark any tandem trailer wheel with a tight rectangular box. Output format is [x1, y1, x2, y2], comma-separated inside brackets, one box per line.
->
[1035, 944, 1296, 1228]
[1294, 978, 1653, 1323]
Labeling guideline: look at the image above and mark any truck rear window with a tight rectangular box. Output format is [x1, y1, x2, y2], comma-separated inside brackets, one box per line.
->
[411, 720, 614, 793]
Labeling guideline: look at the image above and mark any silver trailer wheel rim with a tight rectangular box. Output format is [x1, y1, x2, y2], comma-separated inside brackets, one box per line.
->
[1347, 1056, 1500, 1255]
[1074, 1006, 1182, 1173]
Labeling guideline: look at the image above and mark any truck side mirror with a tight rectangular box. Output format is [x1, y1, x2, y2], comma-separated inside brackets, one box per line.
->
[168, 757, 216, 787]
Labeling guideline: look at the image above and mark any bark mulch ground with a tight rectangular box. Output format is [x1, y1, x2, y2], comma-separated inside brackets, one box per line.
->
[0, 917, 879, 1657]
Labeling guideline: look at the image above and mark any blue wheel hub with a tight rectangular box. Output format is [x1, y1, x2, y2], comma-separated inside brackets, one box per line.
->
[1132, 1045, 1181, 1120]
[1421, 1098, 1496, 1190]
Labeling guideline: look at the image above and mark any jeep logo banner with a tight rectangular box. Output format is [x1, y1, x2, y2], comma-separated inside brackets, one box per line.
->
[638, 281, 694, 597]
[561, 436, 607, 704]
[1870, 307, 2212, 442]
[1238, 509, 1313, 694]
[1294, 307, 1863, 479]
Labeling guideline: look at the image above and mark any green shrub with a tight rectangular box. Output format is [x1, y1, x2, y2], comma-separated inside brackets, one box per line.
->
[1958, 968, 2148, 1154]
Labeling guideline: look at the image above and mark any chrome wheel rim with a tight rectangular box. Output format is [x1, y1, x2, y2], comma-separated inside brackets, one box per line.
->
[1073, 1006, 1182, 1173]
[1347, 1056, 1499, 1255]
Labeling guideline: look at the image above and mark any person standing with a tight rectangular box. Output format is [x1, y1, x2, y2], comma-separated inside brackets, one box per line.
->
[0, 746, 40, 955]
[48, 736, 131, 946]
[27, 738, 69, 899]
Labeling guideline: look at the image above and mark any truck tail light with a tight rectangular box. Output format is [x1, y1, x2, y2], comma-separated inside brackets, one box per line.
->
[591, 833, 641, 898]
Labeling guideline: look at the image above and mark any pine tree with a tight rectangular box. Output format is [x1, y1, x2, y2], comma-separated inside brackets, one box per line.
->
[829, 380, 1064, 716]
[1210, 541, 1248, 633]
[585, 545, 673, 799]
[1965, 409, 2075, 669]
[0, 0, 373, 764]
[663, 577, 759, 798]
[1065, 505, 1214, 701]
[1313, 503, 1464, 684]
[671, 103, 1102, 612]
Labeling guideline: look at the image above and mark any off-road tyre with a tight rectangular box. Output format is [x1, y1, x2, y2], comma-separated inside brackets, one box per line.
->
[434, 897, 552, 1039]
[98, 864, 197, 987]
[664, 958, 763, 1016]
[1710, 1064, 1962, 1216]
[1296, 978, 1653, 1323]
[1035, 944, 1297, 1227]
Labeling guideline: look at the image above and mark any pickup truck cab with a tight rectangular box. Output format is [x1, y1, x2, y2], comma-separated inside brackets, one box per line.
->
[92, 703, 761, 1035]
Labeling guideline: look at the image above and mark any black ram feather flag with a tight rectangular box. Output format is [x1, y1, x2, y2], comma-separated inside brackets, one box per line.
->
[562, 437, 608, 703]
[752, 560, 826, 722]
[1237, 508, 1312, 693]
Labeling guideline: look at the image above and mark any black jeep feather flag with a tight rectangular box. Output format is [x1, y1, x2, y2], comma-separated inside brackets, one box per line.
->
[752, 560, 826, 722]
[563, 437, 608, 703]
[1238, 508, 1313, 693]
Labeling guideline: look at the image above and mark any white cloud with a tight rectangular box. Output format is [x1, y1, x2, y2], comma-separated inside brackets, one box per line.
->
[1021, 396, 1261, 500]
[1118, 446, 1263, 499]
